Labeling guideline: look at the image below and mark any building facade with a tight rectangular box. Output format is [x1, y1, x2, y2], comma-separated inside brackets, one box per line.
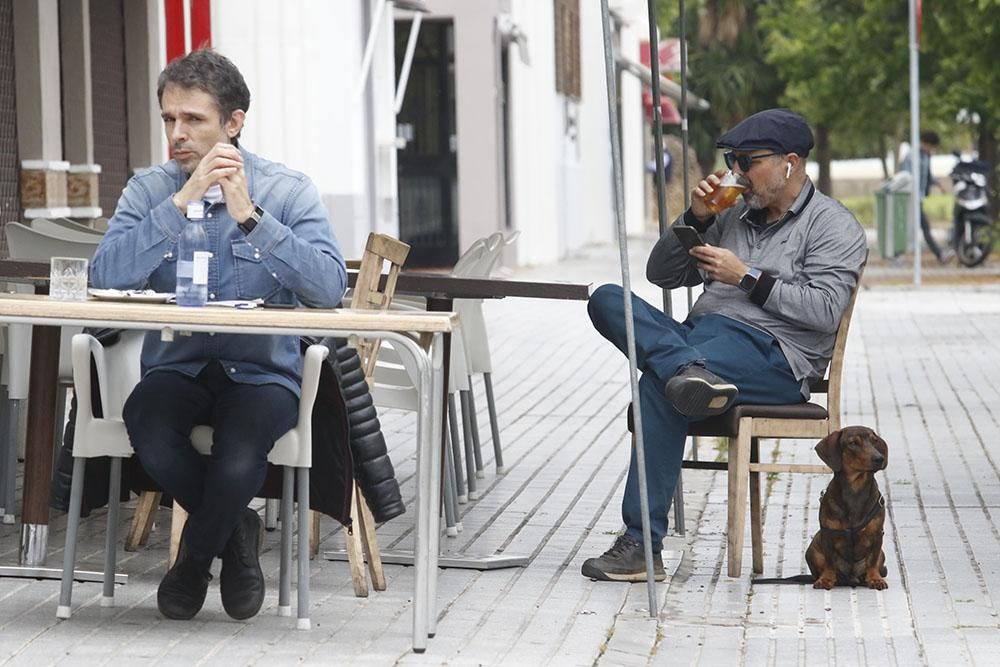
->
[3, 0, 653, 268]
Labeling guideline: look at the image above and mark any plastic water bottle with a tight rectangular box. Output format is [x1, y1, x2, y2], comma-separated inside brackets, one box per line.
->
[175, 201, 210, 306]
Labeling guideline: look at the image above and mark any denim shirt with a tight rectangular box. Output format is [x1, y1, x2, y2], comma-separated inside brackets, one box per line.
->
[90, 147, 347, 397]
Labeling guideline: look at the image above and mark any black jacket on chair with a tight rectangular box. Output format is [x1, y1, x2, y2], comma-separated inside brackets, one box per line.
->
[50, 331, 405, 527]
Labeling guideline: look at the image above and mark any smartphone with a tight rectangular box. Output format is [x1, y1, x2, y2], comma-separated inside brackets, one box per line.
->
[263, 301, 297, 309]
[672, 225, 707, 251]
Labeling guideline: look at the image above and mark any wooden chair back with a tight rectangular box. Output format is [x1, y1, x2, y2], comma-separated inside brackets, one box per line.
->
[349, 233, 411, 382]
[815, 268, 863, 431]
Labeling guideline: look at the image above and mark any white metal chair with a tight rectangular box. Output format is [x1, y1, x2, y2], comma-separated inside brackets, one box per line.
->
[57, 332, 329, 629]
[31, 217, 105, 241]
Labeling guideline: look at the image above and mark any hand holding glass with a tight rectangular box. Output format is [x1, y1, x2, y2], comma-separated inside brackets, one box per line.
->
[49, 257, 89, 301]
[702, 170, 750, 215]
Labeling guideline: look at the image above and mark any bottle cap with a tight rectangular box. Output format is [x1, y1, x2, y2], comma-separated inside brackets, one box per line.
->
[185, 201, 205, 219]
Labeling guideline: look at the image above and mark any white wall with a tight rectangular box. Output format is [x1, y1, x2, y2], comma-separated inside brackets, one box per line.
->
[507, 0, 560, 266]
[211, 0, 381, 258]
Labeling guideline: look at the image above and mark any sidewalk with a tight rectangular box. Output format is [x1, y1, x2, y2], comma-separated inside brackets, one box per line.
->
[1, 237, 998, 665]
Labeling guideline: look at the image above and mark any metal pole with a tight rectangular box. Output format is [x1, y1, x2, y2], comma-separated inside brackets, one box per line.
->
[599, 0, 658, 617]
[645, 1, 671, 318]
[908, 0, 921, 286]
[679, 0, 694, 315]
[394, 13, 423, 113]
[357, 0, 389, 97]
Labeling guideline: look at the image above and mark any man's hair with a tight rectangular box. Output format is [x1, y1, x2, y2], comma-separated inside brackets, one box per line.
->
[157, 49, 251, 140]
[920, 131, 940, 147]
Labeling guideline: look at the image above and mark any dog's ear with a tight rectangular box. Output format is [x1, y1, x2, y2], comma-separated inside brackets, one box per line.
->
[873, 432, 888, 470]
[815, 430, 843, 471]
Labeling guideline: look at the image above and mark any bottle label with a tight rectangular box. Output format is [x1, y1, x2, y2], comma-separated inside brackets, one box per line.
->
[192, 251, 211, 285]
[176, 259, 193, 279]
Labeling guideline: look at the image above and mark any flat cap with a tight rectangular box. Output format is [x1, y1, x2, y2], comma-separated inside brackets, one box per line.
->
[716, 108, 814, 157]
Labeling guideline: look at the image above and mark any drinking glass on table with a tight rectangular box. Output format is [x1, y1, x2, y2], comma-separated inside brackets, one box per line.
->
[49, 257, 89, 301]
[702, 170, 750, 215]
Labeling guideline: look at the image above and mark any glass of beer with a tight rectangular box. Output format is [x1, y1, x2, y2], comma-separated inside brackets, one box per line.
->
[703, 170, 749, 215]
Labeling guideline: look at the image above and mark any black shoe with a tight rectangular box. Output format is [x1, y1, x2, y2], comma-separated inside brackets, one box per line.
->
[220, 508, 265, 620]
[158, 551, 212, 620]
[664, 365, 737, 417]
[581, 535, 665, 582]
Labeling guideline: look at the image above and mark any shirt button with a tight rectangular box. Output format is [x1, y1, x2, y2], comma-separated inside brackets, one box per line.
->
[271, 272, 278, 278]
[229, 367, 237, 373]
[209, 332, 215, 336]
[164, 251, 173, 259]
[209, 293, 216, 300]
[254, 253, 261, 260]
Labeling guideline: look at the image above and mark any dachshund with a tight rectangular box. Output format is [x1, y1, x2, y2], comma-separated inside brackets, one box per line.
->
[805, 426, 889, 590]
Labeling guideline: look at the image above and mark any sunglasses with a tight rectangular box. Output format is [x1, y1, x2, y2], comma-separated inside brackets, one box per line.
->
[723, 150, 782, 172]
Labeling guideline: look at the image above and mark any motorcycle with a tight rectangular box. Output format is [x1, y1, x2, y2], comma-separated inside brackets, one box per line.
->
[950, 157, 995, 267]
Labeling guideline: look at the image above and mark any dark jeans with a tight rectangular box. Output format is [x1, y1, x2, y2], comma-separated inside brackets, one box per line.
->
[123, 362, 298, 560]
[587, 284, 802, 548]
[919, 207, 945, 261]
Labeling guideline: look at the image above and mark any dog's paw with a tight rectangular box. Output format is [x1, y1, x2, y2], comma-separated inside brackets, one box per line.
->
[866, 576, 888, 590]
[813, 576, 835, 590]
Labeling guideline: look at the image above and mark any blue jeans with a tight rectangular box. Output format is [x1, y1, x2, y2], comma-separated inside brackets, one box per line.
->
[123, 362, 298, 560]
[587, 284, 803, 549]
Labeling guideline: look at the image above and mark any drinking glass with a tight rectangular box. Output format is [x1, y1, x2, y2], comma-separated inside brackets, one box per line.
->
[703, 170, 750, 215]
[49, 257, 89, 301]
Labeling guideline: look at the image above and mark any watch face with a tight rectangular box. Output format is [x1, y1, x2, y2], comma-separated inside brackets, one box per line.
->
[739, 274, 756, 292]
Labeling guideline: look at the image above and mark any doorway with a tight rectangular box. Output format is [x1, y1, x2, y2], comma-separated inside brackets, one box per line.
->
[394, 19, 458, 268]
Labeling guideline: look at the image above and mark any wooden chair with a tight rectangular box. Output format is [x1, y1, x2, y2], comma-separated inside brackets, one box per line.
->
[311, 232, 410, 596]
[127, 233, 410, 598]
[628, 268, 864, 577]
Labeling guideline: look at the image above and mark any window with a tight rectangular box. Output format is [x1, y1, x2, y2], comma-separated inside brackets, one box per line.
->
[553, 0, 581, 99]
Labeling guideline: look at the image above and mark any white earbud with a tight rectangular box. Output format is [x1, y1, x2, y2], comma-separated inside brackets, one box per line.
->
[785, 163, 792, 179]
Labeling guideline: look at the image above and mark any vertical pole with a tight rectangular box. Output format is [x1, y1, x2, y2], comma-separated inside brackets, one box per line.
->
[599, 0, 658, 617]
[644, 2, 671, 319]
[908, 0, 921, 287]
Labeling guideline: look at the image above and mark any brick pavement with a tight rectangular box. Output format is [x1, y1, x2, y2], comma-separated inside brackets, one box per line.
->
[0, 238, 997, 665]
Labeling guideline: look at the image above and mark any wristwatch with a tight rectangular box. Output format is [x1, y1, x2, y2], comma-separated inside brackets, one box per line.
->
[739, 267, 762, 294]
[238, 204, 264, 235]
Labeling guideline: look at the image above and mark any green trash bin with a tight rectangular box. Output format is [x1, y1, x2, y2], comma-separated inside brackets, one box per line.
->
[874, 174, 912, 259]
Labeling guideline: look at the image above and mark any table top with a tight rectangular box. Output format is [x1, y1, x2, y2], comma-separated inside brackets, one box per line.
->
[0, 258, 49, 284]
[348, 269, 593, 301]
[0, 293, 456, 335]
[0, 259, 593, 301]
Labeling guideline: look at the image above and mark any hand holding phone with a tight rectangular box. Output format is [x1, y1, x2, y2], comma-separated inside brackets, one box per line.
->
[672, 225, 707, 251]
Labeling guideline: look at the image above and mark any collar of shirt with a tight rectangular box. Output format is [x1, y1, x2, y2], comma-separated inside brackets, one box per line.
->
[739, 179, 816, 231]
[203, 184, 225, 204]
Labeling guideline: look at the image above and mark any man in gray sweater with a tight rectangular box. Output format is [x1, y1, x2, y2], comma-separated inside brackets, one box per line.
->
[582, 109, 867, 582]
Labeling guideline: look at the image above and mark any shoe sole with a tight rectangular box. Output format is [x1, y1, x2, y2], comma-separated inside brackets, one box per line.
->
[581, 561, 666, 582]
[665, 376, 737, 417]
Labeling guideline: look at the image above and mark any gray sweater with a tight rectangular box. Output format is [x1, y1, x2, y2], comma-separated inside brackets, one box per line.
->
[647, 180, 867, 397]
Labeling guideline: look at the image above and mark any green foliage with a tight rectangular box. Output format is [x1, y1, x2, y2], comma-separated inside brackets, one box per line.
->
[652, 0, 999, 175]
[658, 1, 784, 173]
[758, 0, 911, 149]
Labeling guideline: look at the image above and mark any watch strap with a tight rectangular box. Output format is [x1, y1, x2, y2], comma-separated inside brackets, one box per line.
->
[238, 204, 263, 235]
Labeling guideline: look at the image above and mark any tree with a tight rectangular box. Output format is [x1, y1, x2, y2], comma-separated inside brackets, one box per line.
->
[759, 0, 911, 192]
[660, 0, 784, 175]
[923, 0, 1000, 206]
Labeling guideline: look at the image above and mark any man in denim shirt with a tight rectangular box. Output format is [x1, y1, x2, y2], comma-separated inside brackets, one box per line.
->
[90, 49, 346, 621]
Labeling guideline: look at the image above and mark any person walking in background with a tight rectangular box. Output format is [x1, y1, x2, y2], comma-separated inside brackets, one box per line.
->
[900, 131, 952, 264]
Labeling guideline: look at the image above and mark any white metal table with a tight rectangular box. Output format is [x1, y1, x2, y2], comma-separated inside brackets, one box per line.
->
[0, 293, 451, 652]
